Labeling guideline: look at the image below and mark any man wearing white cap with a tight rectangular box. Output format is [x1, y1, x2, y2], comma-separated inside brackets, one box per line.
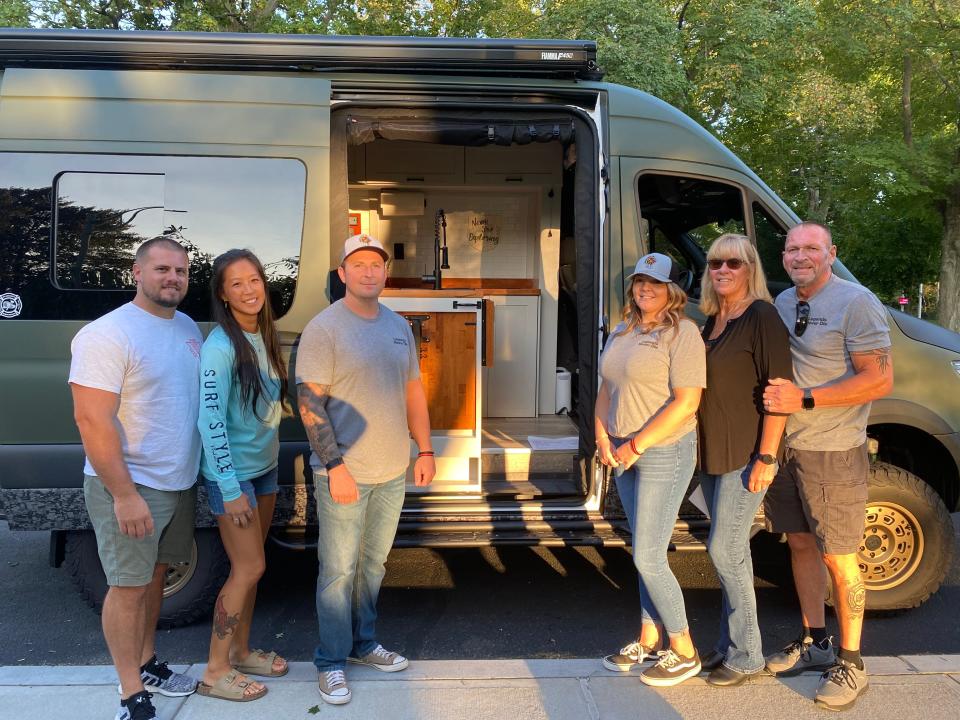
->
[296, 234, 435, 705]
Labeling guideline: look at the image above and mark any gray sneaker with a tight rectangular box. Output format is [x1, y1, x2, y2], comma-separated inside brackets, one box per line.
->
[347, 644, 409, 672]
[815, 659, 869, 711]
[602, 640, 658, 672]
[116, 655, 197, 697]
[765, 636, 836, 677]
[318, 668, 351, 705]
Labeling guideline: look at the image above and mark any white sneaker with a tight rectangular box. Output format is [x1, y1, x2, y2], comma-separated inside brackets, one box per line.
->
[318, 668, 351, 705]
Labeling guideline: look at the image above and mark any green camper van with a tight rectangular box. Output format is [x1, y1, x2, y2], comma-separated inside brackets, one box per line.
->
[1, 30, 958, 625]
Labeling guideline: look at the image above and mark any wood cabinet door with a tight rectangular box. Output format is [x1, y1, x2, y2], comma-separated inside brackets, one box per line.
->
[403, 311, 477, 431]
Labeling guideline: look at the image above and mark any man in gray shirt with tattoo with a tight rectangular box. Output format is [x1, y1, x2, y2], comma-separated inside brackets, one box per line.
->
[296, 234, 435, 705]
[762, 221, 893, 711]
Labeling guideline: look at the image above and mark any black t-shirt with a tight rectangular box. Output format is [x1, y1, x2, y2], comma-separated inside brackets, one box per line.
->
[698, 300, 794, 475]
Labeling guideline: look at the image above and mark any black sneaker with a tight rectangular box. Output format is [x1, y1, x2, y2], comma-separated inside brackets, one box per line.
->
[639, 649, 702, 687]
[115, 690, 155, 720]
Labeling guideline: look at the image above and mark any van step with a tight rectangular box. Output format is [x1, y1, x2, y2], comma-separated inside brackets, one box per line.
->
[268, 520, 708, 550]
[481, 449, 576, 477]
[481, 478, 583, 499]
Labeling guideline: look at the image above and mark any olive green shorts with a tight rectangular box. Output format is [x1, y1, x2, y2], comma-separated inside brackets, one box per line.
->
[83, 475, 197, 587]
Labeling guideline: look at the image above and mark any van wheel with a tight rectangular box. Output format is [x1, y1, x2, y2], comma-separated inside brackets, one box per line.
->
[825, 462, 955, 611]
[64, 528, 230, 628]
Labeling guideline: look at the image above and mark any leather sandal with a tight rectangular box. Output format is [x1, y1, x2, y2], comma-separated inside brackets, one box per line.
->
[234, 648, 289, 678]
[196, 669, 268, 702]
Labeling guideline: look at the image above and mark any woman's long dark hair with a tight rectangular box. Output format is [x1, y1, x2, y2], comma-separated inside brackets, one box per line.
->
[210, 249, 289, 421]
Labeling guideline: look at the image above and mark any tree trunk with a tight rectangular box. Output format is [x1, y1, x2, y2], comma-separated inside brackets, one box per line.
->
[940, 181, 960, 332]
[902, 52, 913, 147]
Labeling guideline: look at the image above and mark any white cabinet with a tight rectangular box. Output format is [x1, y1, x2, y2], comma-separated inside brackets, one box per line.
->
[483, 295, 540, 418]
[362, 140, 464, 184]
[465, 143, 560, 186]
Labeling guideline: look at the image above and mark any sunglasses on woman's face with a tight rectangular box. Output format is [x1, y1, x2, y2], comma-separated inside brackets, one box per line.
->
[707, 258, 747, 270]
[795, 300, 810, 336]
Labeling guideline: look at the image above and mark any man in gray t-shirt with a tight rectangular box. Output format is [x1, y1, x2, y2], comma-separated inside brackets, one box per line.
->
[761, 222, 893, 711]
[296, 234, 435, 706]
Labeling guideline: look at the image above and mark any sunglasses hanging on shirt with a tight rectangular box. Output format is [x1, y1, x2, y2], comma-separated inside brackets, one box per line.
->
[795, 300, 810, 336]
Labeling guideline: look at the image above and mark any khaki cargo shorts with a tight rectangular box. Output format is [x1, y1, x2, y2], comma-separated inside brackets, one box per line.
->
[83, 474, 197, 587]
[763, 445, 869, 556]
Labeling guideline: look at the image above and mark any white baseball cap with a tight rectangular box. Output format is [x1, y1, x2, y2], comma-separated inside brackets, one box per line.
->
[341, 233, 389, 263]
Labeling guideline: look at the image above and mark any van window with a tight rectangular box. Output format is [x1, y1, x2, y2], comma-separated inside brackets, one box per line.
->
[0, 153, 305, 321]
[54, 172, 165, 291]
[751, 202, 792, 296]
[636, 174, 745, 297]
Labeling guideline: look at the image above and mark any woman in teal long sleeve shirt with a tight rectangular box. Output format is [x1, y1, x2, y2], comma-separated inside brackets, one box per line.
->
[196, 250, 289, 702]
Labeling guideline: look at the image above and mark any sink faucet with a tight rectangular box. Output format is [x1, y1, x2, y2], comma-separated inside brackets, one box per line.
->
[422, 208, 450, 289]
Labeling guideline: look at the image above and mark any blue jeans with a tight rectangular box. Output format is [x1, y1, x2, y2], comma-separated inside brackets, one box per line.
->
[203, 467, 279, 516]
[313, 472, 406, 671]
[614, 430, 697, 636]
[700, 462, 766, 673]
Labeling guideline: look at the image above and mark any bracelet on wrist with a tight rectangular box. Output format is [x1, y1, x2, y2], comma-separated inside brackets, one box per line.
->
[417, 451, 435, 457]
[629, 437, 642, 455]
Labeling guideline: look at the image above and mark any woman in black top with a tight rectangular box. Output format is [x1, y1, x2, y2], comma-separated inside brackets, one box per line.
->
[697, 233, 793, 687]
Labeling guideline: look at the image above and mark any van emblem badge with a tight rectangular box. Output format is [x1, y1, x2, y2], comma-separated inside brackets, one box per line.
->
[0, 293, 22, 318]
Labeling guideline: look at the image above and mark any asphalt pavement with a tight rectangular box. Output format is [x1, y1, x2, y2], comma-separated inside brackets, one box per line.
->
[3, 516, 960, 667]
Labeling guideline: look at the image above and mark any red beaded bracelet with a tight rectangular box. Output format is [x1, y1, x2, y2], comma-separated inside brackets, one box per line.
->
[629, 437, 641, 455]
[417, 451, 435, 457]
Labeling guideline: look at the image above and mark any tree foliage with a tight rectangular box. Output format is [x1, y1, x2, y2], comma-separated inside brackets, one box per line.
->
[13, 0, 960, 327]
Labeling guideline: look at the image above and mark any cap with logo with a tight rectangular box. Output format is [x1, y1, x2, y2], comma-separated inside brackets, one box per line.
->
[626, 252, 682, 284]
[341, 233, 389, 263]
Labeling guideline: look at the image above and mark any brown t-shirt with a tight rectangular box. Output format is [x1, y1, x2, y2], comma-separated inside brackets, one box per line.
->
[698, 300, 793, 475]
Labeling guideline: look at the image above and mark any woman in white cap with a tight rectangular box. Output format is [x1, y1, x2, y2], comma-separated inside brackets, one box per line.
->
[596, 252, 706, 687]
[696, 234, 791, 687]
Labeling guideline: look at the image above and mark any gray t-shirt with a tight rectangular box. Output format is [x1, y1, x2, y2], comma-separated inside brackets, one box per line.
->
[295, 300, 420, 484]
[775, 274, 890, 451]
[68, 302, 203, 491]
[599, 319, 706, 445]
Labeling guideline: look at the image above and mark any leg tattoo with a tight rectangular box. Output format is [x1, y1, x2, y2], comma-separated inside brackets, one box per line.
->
[847, 581, 866, 622]
[213, 595, 241, 640]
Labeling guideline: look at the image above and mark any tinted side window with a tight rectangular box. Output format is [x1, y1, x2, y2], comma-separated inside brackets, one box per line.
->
[636, 174, 745, 297]
[752, 202, 792, 296]
[0, 153, 305, 321]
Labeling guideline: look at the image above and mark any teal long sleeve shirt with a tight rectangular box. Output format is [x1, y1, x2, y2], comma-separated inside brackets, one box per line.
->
[198, 326, 282, 501]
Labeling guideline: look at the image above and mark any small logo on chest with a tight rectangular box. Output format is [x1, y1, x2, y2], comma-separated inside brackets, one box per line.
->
[186, 338, 201, 358]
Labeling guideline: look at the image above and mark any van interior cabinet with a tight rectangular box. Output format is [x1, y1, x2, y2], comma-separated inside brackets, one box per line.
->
[401, 310, 477, 431]
[483, 294, 540, 418]
[362, 140, 464, 184]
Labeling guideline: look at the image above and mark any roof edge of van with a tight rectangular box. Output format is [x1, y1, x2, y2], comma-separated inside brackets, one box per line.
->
[0, 29, 604, 81]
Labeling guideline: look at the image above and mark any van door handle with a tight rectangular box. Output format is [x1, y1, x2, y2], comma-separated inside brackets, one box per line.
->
[453, 301, 482, 309]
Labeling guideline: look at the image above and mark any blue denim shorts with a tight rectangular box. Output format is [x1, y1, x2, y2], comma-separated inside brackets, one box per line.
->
[204, 466, 279, 516]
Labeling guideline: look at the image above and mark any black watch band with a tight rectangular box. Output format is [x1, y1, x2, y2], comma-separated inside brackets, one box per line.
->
[757, 453, 778, 466]
[324, 457, 344, 472]
[802, 388, 816, 410]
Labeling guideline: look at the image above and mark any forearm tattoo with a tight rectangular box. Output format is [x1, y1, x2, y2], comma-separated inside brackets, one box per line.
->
[297, 383, 341, 467]
[847, 580, 866, 621]
[213, 595, 240, 640]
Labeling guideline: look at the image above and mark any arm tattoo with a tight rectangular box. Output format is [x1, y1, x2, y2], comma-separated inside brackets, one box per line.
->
[854, 347, 891, 375]
[297, 383, 341, 467]
[213, 595, 240, 640]
[847, 580, 866, 621]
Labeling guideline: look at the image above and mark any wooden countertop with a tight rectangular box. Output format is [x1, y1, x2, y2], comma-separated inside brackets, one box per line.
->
[381, 288, 540, 297]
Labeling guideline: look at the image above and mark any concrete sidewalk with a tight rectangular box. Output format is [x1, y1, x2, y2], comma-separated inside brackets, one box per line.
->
[3, 657, 960, 720]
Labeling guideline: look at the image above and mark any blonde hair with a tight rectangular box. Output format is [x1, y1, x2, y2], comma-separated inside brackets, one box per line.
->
[615, 278, 689, 338]
[699, 233, 773, 317]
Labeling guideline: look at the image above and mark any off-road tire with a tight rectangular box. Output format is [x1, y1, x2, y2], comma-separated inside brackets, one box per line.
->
[826, 462, 955, 611]
[64, 528, 230, 627]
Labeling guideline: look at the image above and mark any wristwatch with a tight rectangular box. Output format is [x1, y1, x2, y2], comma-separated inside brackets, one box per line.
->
[324, 457, 344, 472]
[756, 453, 778, 466]
[802, 388, 816, 411]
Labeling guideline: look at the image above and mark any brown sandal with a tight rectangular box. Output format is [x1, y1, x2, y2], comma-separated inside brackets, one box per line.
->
[196, 669, 268, 702]
[234, 648, 289, 678]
